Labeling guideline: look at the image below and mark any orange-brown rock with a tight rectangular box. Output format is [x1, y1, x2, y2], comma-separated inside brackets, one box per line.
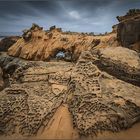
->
[8, 24, 117, 61]
[0, 49, 140, 138]
[2, 9, 140, 140]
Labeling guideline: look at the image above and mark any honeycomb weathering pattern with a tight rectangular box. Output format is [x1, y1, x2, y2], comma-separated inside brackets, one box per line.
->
[0, 52, 140, 137]
[0, 63, 72, 136]
[0, 86, 64, 136]
[68, 51, 140, 136]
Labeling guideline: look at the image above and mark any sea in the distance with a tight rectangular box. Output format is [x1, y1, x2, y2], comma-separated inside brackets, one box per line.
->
[0, 37, 4, 40]
[0, 32, 22, 41]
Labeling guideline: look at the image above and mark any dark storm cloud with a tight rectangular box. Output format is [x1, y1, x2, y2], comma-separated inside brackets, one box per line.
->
[0, 0, 140, 33]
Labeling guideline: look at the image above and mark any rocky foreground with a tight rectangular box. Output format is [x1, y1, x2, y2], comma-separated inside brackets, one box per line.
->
[0, 9, 140, 139]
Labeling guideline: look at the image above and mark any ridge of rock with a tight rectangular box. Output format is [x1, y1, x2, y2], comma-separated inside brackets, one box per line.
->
[8, 24, 117, 61]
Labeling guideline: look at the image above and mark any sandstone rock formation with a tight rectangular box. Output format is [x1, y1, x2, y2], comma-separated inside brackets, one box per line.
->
[0, 36, 20, 52]
[68, 49, 140, 137]
[0, 9, 140, 140]
[92, 47, 140, 86]
[0, 44, 140, 139]
[8, 24, 117, 61]
[117, 9, 140, 52]
[0, 55, 73, 137]
[117, 9, 140, 22]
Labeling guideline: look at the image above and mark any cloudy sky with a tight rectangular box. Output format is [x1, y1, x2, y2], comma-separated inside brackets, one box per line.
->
[0, 0, 140, 34]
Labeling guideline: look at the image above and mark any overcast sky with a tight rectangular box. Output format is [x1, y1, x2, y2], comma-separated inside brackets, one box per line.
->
[0, 0, 140, 33]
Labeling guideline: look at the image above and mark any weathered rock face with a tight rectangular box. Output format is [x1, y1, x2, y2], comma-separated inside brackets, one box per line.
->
[68, 50, 140, 137]
[8, 24, 117, 62]
[1, 10, 140, 139]
[92, 47, 140, 86]
[0, 36, 20, 52]
[0, 45, 140, 138]
[117, 9, 140, 52]
[0, 53, 42, 89]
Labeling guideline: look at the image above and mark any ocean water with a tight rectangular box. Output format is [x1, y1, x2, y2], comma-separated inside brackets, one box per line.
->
[0, 32, 22, 41]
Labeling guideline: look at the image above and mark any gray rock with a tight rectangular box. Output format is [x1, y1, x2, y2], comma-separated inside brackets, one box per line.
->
[117, 10, 140, 52]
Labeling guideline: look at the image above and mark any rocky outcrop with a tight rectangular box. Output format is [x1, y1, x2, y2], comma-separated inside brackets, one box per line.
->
[67, 49, 140, 137]
[0, 53, 41, 89]
[22, 23, 43, 41]
[92, 47, 140, 86]
[0, 53, 36, 77]
[0, 36, 20, 52]
[1, 10, 140, 139]
[0, 58, 73, 136]
[117, 9, 140, 22]
[1, 45, 140, 138]
[112, 24, 118, 33]
[117, 9, 140, 52]
[8, 24, 116, 61]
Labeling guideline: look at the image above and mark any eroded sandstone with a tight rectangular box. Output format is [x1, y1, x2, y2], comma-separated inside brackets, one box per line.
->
[8, 24, 117, 61]
[0, 59, 73, 137]
[0, 9, 140, 139]
[67, 50, 140, 137]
